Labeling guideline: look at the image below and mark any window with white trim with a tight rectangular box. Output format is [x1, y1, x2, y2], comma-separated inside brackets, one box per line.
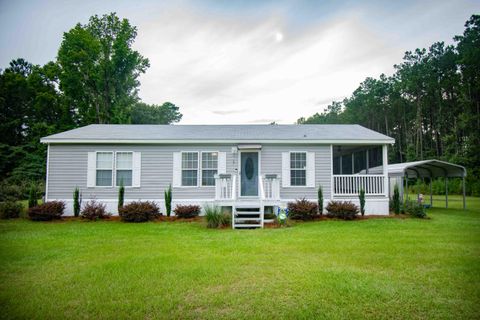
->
[201, 152, 218, 186]
[182, 152, 198, 186]
[116, 152, 133, 186]
[96, 152, 113, 186]
[290, 152, 306, 186]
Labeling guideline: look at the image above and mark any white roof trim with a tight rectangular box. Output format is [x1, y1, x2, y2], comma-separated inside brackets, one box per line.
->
[41, 138, 395, 144]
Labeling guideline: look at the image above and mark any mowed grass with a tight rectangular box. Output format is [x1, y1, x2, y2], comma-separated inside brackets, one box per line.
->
[1, 196, 479, 319]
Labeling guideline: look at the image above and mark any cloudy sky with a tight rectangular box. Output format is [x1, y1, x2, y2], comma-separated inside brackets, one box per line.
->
[0, 0, 478, 124]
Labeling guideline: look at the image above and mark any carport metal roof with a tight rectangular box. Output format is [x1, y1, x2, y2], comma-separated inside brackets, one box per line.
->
[387, 159, 466, 178]
[387, 159, 467, 210]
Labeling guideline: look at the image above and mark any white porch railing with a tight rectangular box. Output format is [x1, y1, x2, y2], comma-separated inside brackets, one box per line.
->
[260, 174, 280, 200]
[215, 174, 236, 200]
[333, 175, 385, 196]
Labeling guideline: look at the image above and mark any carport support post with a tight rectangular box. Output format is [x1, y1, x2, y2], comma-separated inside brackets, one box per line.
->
[462, 176, 466, 210]
[430, 177, 433, 207]
[445, 177, 448, 208]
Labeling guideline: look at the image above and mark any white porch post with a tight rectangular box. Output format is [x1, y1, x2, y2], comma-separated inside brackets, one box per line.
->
[382, 144, 388, 197]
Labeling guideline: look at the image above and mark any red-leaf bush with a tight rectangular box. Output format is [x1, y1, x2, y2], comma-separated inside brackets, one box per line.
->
[81, 200, 110, 220]
[118, 201, 160, 222]
[326, 201, 359, 220]
[28, 201, 65, 221]
[287, 198, 318, 220]
[174, 205, 201, 218]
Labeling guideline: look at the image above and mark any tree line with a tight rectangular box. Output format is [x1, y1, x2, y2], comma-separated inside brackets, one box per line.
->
[0, 13, 182, 197]
[298, 15, 480, 195]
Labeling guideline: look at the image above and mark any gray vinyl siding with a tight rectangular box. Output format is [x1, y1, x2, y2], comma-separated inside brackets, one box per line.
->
[261, 145, 331, 199]
[47, 143, 331, 201]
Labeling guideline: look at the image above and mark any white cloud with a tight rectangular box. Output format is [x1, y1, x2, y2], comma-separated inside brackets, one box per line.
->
[132, 2, 477, 124]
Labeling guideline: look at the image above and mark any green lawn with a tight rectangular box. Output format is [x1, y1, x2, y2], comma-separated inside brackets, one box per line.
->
[1, 196, 479, 319]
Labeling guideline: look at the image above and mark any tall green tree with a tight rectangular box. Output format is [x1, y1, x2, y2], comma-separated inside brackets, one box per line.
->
[58, 12, 150, 124]
[298, 14, 480, 195]
[131, 102, 182, 124]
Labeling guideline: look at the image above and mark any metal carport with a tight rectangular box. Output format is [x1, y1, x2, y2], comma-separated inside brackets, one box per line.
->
[387, 159, 467, 209]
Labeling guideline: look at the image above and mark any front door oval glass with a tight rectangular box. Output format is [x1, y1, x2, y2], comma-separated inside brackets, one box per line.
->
[240, 152, 258, 196]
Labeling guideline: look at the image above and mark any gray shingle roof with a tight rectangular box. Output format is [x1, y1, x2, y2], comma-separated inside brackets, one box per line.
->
[41, 124, 394, 143]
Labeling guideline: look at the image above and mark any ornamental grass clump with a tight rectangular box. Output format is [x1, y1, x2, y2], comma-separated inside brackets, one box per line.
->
[326, 201, 359, 220]
[403, 200, 427, 218]
[204, 205, 230, 228]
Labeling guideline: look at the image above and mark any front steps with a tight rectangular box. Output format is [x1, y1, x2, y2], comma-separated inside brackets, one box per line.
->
[233, 205, 264, 229]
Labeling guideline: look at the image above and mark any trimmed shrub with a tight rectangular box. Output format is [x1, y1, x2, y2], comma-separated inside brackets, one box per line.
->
[205, 205, 230, 228]
[28, 185, 38, 208]
[73, 187, 81, 217]
[359, 188, 365, 216]
[81, 200, 110, 220]
[118, 183, 125, 211]
[174, 204, 201, 218]
[392, 184, 400, 215]
[403, 200, 427, 218]
[164, 184, 172, 217]
[326, 201, 359, 220]
[287, 198, 318, 220]
[318, 186, 324, 215]
[0, 201, 23, 219]
[28, 201, 65, 221]
[119, 201, 160, 222]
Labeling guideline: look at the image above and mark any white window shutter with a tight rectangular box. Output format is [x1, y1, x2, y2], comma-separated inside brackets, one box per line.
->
[132, 152, 141, 187]
[282, 152, 290, 188]
[218, 152, 226, 174]
[172, 152, 182, 187]
[306, 152, 315, 187]
[87, 152, 96, 187]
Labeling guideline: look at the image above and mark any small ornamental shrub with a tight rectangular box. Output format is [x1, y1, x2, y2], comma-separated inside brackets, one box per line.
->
[318, 186, 324, 215]
[81, 200, 110, 220]
[326, 201, 359, 220]
[287, 198, 318, 220]
[119, 201, 160, 222]
[164, 184, 172, 217]
[118, 183, 125, 211]
[28, 184, 38, 208]
[205, 205, 230, 228]
[359, 188, 365, 216]
[73, 187, 81, 217]
[0, 201, 23, 219]
[403, 200, 427, 218]
[174, 205, 201, 218]
[392, 184, 401, 215]
[28, 201, 65, 221]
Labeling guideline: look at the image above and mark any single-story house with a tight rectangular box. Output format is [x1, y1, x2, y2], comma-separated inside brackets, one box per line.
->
[41, 124, 395, 227]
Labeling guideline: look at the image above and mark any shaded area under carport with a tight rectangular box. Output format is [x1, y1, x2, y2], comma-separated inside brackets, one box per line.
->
[387, 159, 467, 209]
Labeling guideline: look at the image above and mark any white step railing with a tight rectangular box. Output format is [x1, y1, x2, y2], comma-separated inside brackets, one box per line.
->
[215, 174, 236, 200]
[260, 174, 280, 200]
[333, 175, 385, 196]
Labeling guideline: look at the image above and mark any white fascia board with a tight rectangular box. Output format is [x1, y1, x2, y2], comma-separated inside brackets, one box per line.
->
[41, 138, 395, 145]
